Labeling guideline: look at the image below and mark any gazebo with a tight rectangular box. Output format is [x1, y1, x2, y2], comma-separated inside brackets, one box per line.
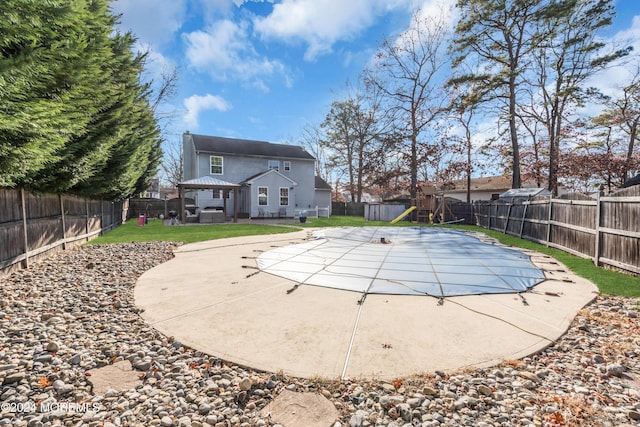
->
[177, 176, 241, 223]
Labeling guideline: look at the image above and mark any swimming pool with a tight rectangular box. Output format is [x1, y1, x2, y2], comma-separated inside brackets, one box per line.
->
[257, 227, 546, 297]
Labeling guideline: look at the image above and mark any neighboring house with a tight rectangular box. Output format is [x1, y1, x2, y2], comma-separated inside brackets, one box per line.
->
[430, 176, 562, 202]
[141, 177, 160, 199]
[620, 174, 640, 189]
[181, 132, 331, 219]
[442, 176, 514, 202]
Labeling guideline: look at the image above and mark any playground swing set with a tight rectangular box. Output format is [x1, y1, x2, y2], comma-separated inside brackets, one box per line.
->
[390, 188, 462, 225]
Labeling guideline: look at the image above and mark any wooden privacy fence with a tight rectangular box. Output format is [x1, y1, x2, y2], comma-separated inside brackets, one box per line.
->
[128, 197, 194, 219]
[332, 202, 365, 217]
[0, 188, 128, 275]
[474, 185, 640, 275]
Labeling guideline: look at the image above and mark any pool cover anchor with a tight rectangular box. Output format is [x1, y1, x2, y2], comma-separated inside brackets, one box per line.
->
[357, 292, 367, 305]
[242, 265, 260, 278]
[518, 293, 529, 306]
[286, 283, 301, 294]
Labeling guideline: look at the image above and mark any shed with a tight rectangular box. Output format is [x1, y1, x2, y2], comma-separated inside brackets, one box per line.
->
[499, 188, 551, 202]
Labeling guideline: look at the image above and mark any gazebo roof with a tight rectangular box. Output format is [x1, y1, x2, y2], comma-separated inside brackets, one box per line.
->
[178, 176, 240, 189]
[177, 176, 240, 223]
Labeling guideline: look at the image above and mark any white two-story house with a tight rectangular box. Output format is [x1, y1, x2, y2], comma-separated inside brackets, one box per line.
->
[181, 132, 331, 221]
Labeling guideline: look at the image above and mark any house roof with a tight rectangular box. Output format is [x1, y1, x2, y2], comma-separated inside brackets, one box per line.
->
[443, 176, 513, 193]
[189, 133, 315, 161]
[315, 176, 332, 190]
[620, 174, 640, 188]
[240, 169, 298, 186]
[421, 176, 548, 194]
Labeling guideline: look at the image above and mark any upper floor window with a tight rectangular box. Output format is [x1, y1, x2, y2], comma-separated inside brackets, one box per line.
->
[210, 156, 223, 174]
[284, 161, 291, 172]
[268, 160, 279, 171]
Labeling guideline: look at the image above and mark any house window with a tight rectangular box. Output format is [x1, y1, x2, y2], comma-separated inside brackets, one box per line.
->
[284, 161, 291, 171]
[268, 160, 279, 171]
[280, 188, 289, 206]
[258, 187, 268, 206]
[212, 190, 221, 199]
[210, 156, 223, 174]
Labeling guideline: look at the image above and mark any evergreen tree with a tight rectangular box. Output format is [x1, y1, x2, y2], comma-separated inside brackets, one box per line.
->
[529, 0, 628, 195]
[0, 0, 162, 199]
[0, 0, 96, 187]
[451, 0, 547, 189]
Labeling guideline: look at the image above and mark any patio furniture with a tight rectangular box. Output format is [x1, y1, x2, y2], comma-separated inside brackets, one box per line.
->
[185, 209, 199, 223]
[200, 210, 224, 223]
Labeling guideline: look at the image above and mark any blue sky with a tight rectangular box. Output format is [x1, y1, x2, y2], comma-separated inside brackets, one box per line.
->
[110, 0, 640, 148]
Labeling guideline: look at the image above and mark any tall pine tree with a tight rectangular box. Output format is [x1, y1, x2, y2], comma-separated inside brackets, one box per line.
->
[0, 0, 162, 199]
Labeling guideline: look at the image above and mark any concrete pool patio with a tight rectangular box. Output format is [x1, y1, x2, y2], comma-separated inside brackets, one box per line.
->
[134, 227, 599, 380]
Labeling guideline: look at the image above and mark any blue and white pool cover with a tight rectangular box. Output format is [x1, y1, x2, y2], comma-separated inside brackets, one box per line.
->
[257, 227, 547, 297]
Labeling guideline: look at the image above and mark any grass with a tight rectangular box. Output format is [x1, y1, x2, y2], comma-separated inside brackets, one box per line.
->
[453, 224, 640, 298]
[297, 215, 409, 227]
[89, 218, 298, 244]
[90, 215, 640, 298]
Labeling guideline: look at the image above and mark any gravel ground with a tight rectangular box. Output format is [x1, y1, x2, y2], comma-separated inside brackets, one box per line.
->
[0, 241, 638, 427]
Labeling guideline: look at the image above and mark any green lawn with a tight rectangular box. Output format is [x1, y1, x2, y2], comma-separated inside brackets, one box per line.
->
[296, 215, 411, 227]
[453, 224, 640, 298]
[90, 216, 640, 298]
[89, 218, 298, 244]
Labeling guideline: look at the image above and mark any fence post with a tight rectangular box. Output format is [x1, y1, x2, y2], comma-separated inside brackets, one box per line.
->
[519, 202, 528, 238]
[545, 198, 552, 246]
[20, 189, 29, 269]
[100, 198, 104, 235]
[470, 202, 475, 225]
[503, 202, 512, 234]
[594, 191, 602, 266]
[85, 198, 90, 241]
[489, 203, 493, 230]
[59, 195, 67, 250]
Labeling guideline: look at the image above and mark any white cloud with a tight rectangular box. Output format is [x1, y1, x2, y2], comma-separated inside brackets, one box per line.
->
[583, 14, 640, 104]
[414, 0, 458, 28]
[232, 0, 275, 6]
[110, 0, 187, 47]
[391, 0, 458, 53]
[183, 94, 231, 128]
[253, 0, 409, 61]
[183, 19, 286, 83]
[137, 43, 176, 80]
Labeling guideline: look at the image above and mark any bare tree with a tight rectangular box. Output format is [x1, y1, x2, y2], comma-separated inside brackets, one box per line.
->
[562, 124, 638, 192]
[321, 90, 384, 203]
[160, 137, 183, 188]
[450, 99, 476, 203]
[299, 123, 330, 180]
[592, 60, 640, 182]
[365, 7, 451, 205]
[139, 46, 181, 124]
